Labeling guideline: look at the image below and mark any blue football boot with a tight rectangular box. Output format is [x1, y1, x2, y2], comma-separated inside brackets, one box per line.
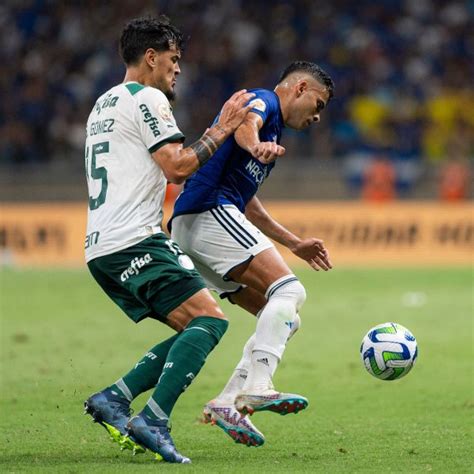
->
[84, 388, 145, 454]
[126, 413, 191, 463]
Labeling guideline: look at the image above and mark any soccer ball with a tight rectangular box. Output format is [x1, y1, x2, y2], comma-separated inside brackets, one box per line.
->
[360, 322, 418, 381]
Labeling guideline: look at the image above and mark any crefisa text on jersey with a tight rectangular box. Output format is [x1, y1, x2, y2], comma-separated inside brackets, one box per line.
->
[139, 104, 161, 137]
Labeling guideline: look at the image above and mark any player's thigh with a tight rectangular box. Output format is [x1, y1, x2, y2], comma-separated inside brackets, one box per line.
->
[88, 258, 151, 323]
[189, 257, 267, 317]
[228, 246, 293, 295]
[228, 286, 267, 316]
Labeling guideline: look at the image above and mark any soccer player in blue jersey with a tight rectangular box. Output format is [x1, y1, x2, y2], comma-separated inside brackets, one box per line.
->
[169, 61, 334, 447]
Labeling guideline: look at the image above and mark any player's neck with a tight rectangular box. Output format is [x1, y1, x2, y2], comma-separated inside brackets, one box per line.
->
[274, 86, 290, 125]
[123, 67, 152, 87]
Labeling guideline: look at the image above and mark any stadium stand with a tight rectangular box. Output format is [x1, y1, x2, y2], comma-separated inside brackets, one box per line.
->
[1, 0, 472, 200]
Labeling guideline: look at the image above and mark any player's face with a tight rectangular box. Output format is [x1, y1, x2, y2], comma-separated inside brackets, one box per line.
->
[152, 44, 181, 100]
[288, 80, 330, 130]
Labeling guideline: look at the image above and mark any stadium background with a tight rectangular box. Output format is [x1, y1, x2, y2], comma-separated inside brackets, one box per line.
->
[1, 0, 472, 266]
[0, 1, 472, 472]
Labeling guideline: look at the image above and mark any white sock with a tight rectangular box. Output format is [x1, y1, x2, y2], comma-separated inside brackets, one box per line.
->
[242, 276, 306, 392]
[243, 350, 279, 392]
[217, 303, 303, 400]
[216, 334, 255, 402]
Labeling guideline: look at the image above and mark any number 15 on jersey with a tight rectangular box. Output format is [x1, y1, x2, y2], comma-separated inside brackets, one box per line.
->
[85, 141, 109, 210]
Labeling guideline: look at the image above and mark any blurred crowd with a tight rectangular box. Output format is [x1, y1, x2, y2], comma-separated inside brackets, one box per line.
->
[1, 0, 472, 198]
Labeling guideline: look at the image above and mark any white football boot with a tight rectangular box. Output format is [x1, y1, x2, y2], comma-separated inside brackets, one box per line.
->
[203, 399, 265, 447]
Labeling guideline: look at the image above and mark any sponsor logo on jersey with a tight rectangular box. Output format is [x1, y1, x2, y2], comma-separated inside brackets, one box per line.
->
[139, 104, 161, 137]
[94, 93, 119, 115]
[249, 98, 266, 113]
[120, 253, 153, 281]
[245, 159, 268, 185]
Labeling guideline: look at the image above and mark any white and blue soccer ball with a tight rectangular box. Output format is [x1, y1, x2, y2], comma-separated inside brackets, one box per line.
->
[360, 322, 418, 381]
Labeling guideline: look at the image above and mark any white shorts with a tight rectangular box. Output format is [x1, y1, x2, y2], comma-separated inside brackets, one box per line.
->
[171, 204, 274, 297]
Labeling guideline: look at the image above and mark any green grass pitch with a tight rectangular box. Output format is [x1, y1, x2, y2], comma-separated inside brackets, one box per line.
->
[1, 267, 472, 472]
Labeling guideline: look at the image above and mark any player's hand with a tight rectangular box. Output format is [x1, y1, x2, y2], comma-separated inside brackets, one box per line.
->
[251, 142, 286, 164]
[217, 90, 256, 135]
[290, 238, 333, 271]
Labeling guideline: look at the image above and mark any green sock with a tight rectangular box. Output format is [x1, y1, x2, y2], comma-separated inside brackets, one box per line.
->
[143, 316, 228, 420]
[109, 333, 180, 401]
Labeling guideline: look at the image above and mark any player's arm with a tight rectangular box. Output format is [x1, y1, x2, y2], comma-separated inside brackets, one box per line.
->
[152, 90, 255, 184]
[234, 112, 286, 164]
[245, 195, 332, 271]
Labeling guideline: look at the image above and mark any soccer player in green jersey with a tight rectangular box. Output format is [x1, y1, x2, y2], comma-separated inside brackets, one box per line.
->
[83, 16, 254, 464]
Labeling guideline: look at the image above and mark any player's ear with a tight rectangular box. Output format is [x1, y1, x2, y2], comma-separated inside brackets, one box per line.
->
[144, 48, 157, 68]
[296, 80, 308, 98]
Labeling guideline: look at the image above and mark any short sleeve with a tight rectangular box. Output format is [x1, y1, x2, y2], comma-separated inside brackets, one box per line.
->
[247, 90, 275, 124]
[135, 87, 185, 153]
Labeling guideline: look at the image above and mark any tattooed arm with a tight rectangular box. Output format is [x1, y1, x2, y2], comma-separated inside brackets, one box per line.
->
[152, 90, 254, 184]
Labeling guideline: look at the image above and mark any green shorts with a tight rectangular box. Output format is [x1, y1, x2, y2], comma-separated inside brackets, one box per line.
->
[87, 233, 206, 323]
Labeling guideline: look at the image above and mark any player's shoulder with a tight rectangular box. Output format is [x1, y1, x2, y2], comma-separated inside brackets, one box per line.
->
[248, 88, 277, 102]
[247, 88, 279, 115]
[248, 88, 276, 99]
[123, 83, 173, 123]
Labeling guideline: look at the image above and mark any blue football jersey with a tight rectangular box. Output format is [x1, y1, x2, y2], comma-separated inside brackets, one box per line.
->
[170, 88, 284, 225]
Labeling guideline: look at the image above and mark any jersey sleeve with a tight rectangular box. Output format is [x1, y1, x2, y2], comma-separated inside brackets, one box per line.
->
[246, 90, 276, 124]
[135, 87, 185, 153]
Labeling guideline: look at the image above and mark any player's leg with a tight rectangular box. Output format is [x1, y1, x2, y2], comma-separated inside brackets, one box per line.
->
[115, 235, 229, 463]
[85, 323, 181, 455]
[137, 288, 227, 423]
[85, 234, 227, 462]
[212, 287, 265, 404]
[215, 287, 301, 403]
[228, 248, 309, 415]
[171, 215, 268, 446]
[128, 288, 228, 463]
[155, 258, 264, 448]
[107, 332, 179, 401]
[199, 286, 265, 447]
[172, 207, 307, 418]
[84, 261, 154, 453]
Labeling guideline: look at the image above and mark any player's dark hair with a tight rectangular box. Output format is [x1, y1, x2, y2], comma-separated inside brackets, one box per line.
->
[278, 61, 334, 100]
[119, 16, 184, 65]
